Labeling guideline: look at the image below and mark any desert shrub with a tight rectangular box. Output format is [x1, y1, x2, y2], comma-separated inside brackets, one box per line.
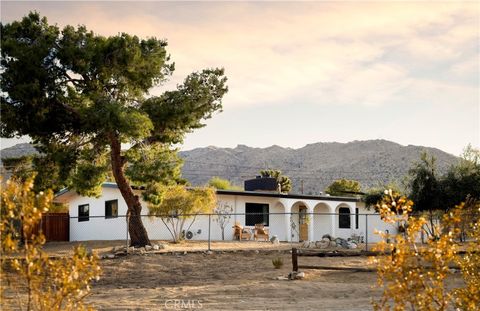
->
[272, 257, 284, 269]
[1, 178, 101, 310]
[371, 190, 479, 311]
[146, 185, 217, 242]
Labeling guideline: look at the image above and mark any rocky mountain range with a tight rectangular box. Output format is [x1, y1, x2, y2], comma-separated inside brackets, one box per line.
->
[179, 140, 459, 194]
[1, 140, 459, 194]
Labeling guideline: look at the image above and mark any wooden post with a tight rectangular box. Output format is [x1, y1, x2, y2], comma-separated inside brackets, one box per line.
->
[365, 214, 368, 251]
[208, 214, 211, 251]
[292, 248, 298, 272]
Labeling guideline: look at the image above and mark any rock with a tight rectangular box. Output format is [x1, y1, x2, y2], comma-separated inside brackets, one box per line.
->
[296, 272, 305, 279]
[275, 276, 289, 281]
[322, 234, 333, 241]
[335, 238, 349, 248]
[347, 241, 358, 249]
[301, 241, 315, 248]
[106, 254, 115, 259]
[145, 245, 153, 251]
[205, 250, 213, 255]
[254, 250, 260, 254]
[316, 240, 329, 249]
[288, 271, 306, 280]
[183, 251, 187, 255]
[329, 241, 337, 248]
[270, 235, 280, 244]
[152, 244, 160, 250]
[140, 249, 146, 255]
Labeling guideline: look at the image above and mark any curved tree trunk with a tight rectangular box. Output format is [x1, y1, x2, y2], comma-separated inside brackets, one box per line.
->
[109, 132, 151, 247]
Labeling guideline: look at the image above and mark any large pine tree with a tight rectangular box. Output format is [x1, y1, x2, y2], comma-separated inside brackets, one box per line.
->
[1, 12, 228, 246]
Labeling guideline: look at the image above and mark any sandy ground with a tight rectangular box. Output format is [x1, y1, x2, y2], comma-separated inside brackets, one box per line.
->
[90, 251, 381, 311]
[2, 241, 465, 311]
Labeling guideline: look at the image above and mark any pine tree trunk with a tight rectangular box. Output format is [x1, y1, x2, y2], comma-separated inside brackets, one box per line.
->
[109, 132, 151, 247]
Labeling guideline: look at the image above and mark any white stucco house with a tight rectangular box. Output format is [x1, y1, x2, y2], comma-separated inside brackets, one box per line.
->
[54, 181, 397, 244]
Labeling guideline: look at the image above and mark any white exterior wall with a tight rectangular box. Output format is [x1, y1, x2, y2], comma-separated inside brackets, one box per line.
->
[68, 187, 131, 241]
[356, 202, 398, 243]
[215, 194, 286, 241]
[63, 186, 393, 243]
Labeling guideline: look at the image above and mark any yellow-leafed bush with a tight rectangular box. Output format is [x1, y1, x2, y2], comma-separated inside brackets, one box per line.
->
[371, 190, 479, 311]
[1, 178, 101, 310]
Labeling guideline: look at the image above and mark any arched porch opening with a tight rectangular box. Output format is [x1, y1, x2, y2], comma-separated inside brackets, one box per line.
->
[269, 201, 287, 241]
[312, 203, 333, 241]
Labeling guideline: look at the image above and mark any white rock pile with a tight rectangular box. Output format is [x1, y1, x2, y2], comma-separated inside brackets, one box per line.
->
[301, 234, 359, 250]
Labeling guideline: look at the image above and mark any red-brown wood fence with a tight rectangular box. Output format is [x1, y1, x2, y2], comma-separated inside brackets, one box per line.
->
[31, 213, 70, 242]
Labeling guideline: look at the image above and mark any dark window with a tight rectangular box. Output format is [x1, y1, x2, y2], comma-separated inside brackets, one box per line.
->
[78, 204, 89, 222]
[105, 200, 118, 219]
[355, 208, 359, 229]
[338, 207, 350, 229]
[245, 203, 269, 226]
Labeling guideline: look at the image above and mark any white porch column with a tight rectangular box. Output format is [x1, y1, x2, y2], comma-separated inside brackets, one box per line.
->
[281, 199, 291, 242]
[330, 205, 336, 238]
[307, 205, 315, 241]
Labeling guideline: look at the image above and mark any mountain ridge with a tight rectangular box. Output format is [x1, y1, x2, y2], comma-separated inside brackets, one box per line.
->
[179, 139, 458, 194]
[1, 140, 459, 194]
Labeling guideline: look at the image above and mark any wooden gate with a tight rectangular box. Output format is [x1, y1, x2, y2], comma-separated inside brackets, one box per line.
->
[299, 207, 308, 242]
[39, 213, 70, 241]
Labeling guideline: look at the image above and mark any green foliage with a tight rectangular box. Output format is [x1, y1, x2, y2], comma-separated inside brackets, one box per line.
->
[1, 156, 34, 182]
[440, 145, 480, 209]
[125, 143, 184, 185]
[146, 185, 217, 242]
[407, 152, 442, 212]
[364, 183, 404, 209]
[325, 178, 361, 197]
[0, 12, 227, 193]
[260, 169, 292, 193]
[406, 147, 480, 213]
[208, 176, 241, 190]
[1, 12, 228, 245]
[142, 68, 228, 144]
[0, 177, 101, 310]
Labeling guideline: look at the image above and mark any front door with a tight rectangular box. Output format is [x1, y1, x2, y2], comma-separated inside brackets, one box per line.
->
[299, 206, 308, 241]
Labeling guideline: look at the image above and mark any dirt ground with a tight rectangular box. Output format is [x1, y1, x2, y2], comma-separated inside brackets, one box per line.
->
[2, 241, 465, 311]
[89, 251, 382, 311]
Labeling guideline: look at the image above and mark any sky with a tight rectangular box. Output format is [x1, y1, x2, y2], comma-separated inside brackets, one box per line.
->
[1, 1, 479, 157]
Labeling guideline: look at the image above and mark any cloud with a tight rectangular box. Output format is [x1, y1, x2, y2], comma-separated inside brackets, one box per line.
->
[2, 1, 478, 111]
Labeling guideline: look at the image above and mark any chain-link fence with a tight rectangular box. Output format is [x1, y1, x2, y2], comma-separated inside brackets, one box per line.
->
[39, 211, 406, 254]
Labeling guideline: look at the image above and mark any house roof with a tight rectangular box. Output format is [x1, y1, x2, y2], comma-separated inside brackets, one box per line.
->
[215, 189, 360, 202]
[55, 182, 360, 202]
